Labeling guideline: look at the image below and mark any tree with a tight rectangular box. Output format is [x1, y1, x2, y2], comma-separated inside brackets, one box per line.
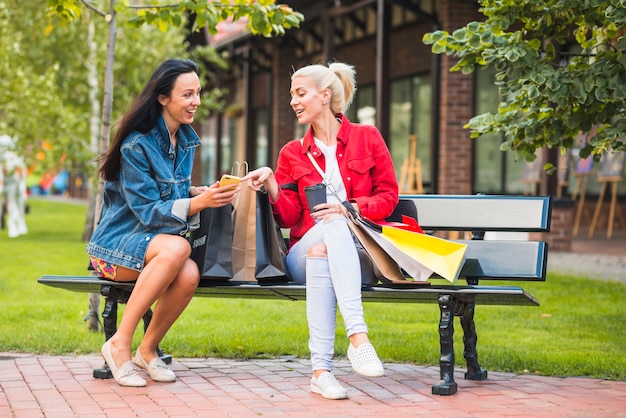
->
[0, 1, 190, 184]
[46, 0, 303, 331]
[0, 1, 89, 174]
[47, 0, 304, 235]
[423, 0, 626, 171]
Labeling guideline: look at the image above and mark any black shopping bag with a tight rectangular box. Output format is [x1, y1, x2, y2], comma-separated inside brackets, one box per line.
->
[255, 189, 288, 283]
[190, 204, 233, 281]
[232, 185, 288, 284]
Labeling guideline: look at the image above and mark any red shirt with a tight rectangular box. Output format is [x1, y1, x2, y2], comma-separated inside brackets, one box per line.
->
[272, 114, 399, 248]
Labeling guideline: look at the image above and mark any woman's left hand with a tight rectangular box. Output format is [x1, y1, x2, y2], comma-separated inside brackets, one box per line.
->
[310, 202, 350, 220]
[190, 185, 209, 197]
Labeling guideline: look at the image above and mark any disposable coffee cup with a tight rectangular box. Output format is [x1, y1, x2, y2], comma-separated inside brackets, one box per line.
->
[304, 183, 326, 212]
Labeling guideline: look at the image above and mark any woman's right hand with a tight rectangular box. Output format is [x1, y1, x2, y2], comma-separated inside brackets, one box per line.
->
[189, 182, 240, 215]
[241, 167, 279, 201]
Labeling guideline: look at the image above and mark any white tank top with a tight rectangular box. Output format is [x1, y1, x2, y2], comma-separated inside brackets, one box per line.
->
[314, 137, 347, 203]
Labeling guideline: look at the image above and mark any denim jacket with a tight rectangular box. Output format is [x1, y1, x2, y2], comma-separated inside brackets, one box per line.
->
[87, 116, 201, 271]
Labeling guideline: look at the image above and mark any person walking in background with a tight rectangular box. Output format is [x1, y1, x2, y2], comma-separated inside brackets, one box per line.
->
[0, 135, 29, 238]
[244, 62, 399, 399]
[87, 59, 239, 387]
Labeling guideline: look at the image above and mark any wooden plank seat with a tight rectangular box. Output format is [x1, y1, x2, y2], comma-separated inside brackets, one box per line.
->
[38, 194, 552, 395]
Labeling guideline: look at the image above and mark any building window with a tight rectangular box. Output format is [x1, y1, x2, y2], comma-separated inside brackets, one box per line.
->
[254, 107, 269, 167]
[346, 76, 431, 191]
[473, 66, 527, 194]
[200, 121, 218, 184]
[389, 75, 431, 190]
[221, 116, 237, 175]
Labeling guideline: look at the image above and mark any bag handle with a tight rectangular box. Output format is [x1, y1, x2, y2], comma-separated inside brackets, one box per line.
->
[232, 161, 248, 177]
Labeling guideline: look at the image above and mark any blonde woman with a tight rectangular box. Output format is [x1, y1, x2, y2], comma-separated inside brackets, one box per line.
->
[244, 62, 398, 399]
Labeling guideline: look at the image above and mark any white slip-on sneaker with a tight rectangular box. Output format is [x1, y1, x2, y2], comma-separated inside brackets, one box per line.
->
[133, 350, 176, 382]
[101, 340, 146, 387]
[310, 372, 348, 400]
[347, 343, 385, 377]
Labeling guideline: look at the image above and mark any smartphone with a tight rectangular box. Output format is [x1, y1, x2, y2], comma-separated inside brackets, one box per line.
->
[219, 174, 241, 189]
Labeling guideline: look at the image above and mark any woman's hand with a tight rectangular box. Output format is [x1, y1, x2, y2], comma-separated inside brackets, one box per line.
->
[190, 185, 209, 197]
[241, 167, 279, 200]
[310, 202, 351, 220]
[241, 167, 273, 190]
[189, 182, 240, 215]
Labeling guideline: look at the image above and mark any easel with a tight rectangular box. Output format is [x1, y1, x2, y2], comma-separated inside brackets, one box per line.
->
[588, 175, 626, 239]
[398, 135, 423, 194]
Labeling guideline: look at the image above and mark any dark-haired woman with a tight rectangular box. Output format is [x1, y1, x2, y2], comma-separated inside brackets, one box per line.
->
[87, 59, 239, 387]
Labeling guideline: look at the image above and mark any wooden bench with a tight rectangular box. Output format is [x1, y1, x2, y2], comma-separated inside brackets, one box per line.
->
[38, 194, 552, 395]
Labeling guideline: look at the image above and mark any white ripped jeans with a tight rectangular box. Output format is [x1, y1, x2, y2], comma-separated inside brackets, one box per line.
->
[285, 216, 377, 372]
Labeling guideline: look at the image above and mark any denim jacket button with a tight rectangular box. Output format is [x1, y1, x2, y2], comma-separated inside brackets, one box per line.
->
[145, 236, 150, 241]
[136, 263, 141, 269]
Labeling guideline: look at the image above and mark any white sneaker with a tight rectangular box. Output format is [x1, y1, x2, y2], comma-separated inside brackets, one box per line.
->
[310, 372, 348, 400]
[347, 343, 384, 377]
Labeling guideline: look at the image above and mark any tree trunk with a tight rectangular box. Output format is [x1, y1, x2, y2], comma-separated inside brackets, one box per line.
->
[85, 13, 102, 332]
[85, 0, 119, 332]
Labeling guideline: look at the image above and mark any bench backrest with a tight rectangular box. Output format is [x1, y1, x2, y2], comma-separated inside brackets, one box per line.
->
[397, 194, 552, 283]
[399, 194, 551, 232]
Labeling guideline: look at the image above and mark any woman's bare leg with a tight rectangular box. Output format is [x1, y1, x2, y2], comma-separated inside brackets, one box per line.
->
[137, 258, 199, 362]
[105, 234, 198, 369]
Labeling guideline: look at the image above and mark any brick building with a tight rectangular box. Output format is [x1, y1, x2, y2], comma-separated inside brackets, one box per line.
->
[190, 0, 626, 249]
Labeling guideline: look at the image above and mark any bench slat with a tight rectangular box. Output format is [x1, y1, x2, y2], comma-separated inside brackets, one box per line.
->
[400, 195, 551, 232]
[458, 240, 547, 281]
[37, 276, 539, 306]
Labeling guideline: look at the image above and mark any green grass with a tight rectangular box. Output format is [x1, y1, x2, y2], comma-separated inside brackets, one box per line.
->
[1, 198, 625, 380]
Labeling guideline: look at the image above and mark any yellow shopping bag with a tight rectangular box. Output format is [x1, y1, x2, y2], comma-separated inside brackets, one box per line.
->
[377, 225, 467, 283]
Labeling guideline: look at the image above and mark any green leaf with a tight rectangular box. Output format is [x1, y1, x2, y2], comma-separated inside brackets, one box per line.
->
[469, 33, 482, 48]
[480, 30, 493, 44]
[453, 29, 467, 41]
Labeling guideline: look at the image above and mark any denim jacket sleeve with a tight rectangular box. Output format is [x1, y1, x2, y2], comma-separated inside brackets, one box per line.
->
[119, 137, 193, 236]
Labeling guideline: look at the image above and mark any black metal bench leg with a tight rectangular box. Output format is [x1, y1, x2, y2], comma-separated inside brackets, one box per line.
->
[93, 285, 118, 379]
[459, 301, 488, 381]
[432, 294, 457, 395]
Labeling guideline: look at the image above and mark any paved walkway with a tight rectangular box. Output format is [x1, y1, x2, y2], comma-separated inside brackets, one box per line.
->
[1, 353, 625, 418]
[2, 234, 625, 418]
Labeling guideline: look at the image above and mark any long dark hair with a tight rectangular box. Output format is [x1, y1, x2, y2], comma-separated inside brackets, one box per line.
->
[99, 59, 200, 181]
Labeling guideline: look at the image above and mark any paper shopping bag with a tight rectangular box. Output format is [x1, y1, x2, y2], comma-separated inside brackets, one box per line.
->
[357, 217, 467, 283]
[349, 216, 435, 282]
[231, 181, 257, 282]
[231, 183, 287, 284]
[343, 201, 466, 283]
[189, 204, 233, 281]
[374, 221, 467, 282]
[346, 217, 408, 283]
